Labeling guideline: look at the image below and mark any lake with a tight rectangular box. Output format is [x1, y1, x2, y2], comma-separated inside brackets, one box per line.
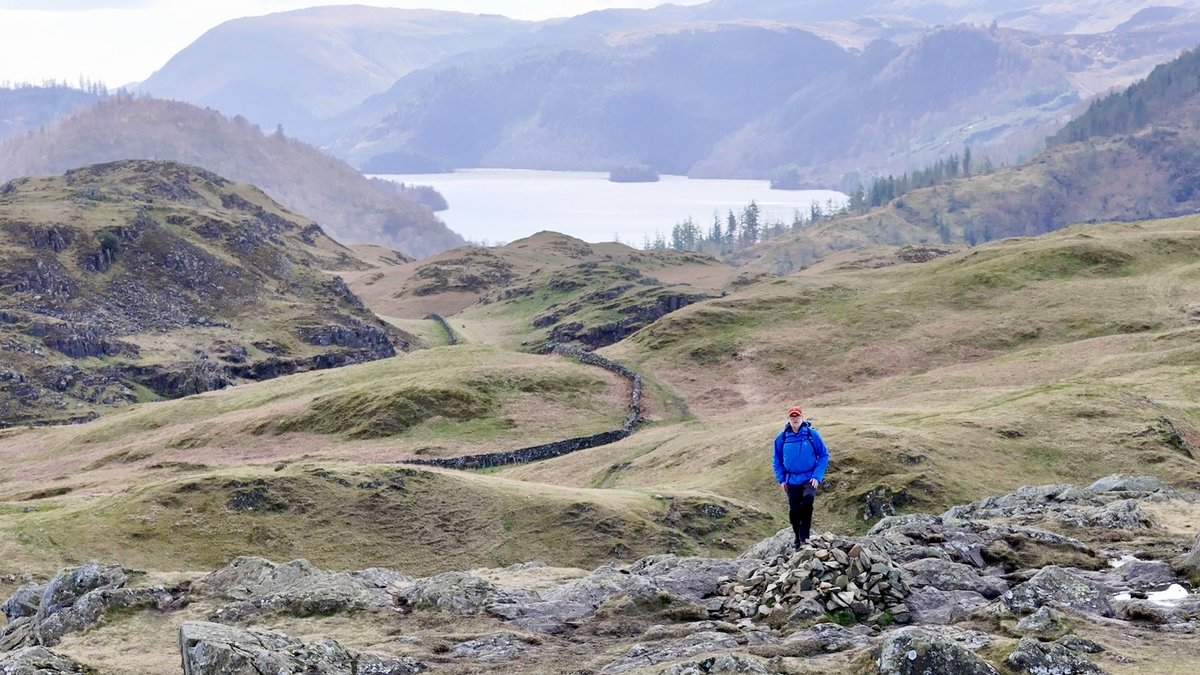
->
[373, 169, 846, 246]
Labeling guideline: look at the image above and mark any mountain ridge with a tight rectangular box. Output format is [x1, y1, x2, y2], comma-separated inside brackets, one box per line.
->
[0, 96, 464, 258]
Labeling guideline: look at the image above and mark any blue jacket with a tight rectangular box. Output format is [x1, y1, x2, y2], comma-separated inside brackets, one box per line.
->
[773, 421, 829, 485]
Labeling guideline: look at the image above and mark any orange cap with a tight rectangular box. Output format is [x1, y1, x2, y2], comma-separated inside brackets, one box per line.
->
[788, 407, 803, 417]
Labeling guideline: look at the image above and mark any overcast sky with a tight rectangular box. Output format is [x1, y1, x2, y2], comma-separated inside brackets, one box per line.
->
[0, 1, 704, 87]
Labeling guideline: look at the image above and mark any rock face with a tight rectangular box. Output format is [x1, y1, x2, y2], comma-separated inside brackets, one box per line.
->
[178, 621, 425, 675]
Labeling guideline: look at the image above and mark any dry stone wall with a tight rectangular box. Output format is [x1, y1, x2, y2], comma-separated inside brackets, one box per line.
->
[410, 342, 642, 470]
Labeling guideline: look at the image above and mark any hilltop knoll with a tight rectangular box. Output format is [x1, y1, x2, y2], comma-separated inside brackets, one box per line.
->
[0, 159, 406, 426]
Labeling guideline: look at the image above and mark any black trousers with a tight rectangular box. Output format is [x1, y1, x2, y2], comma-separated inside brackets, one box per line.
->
[786, 482, 818, 543]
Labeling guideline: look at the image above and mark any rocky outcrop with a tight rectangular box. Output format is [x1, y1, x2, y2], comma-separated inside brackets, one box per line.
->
[4, 474, 1197, 673]
[601, 631, 742, 674]
[178, 621, 425, 675]
[0, 646, 92, 674]
[874, 627, 1000, 675]
[1004, 636, 1104, 674]
[192, 557, 409, 622]
[1182, 536, 1200, 579]
[487, 556, 756, 635]
[1002, 566, 1114, 618]
[0, 562, 185, 650]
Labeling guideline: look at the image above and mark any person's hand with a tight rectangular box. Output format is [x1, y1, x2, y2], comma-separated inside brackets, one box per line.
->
[808, 478, 819, 488]
[780, 483, 788, 496]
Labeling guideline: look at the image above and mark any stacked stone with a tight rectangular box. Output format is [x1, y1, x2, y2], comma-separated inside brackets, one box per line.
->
[713, 534, 911, 625]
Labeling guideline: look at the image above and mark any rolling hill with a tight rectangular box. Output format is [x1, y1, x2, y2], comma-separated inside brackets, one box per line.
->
[0, 159, 407, 427]
[731, 43, 1200, 274]
[0, 96, 463, 258]
[342, 231, 754, 351]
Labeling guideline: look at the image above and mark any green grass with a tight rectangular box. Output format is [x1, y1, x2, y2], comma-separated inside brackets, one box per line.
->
[0, 463, 772, 578]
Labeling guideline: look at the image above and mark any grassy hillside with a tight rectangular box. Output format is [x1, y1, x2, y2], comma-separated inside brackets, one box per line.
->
[0, 96, 463, 257]
[735, 42, 1200, 274]
[0, 345, 770, 579]
[0, 159, 406, 426]
[502, 218, 1200, 532]
[345, 232, 751, 351]
[5, 214, 1200, 592]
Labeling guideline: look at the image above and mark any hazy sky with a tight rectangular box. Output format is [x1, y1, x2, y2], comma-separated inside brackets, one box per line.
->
[0, 1, 705, 87]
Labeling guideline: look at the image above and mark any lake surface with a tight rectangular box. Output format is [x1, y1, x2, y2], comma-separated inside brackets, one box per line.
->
[374, 169, 846, 246]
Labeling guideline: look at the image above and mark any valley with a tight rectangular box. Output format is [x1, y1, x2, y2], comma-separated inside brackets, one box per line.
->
[1, 1, 1200, 672]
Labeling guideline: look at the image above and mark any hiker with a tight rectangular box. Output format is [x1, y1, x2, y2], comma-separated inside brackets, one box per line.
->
[773, 406, 830, 548]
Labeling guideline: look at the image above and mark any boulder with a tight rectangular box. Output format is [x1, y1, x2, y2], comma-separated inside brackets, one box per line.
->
[599, 631, 740, 674]
[210, 571, 401, 623]
[660, 654, 770, 674]
[1, 584, 48, 621]
[488, 559, 720, 634]
[901, 559, 1008, 599]
[1182, 536, 1200, 578]
[780, 623, 873, 655]
[0, 646, 91, 674]
[1013, 607, 1071, 640]
[1086, 475, 1169, 494]
[448, 633, 533, 662]
[1113, 559, 1179, 591]
[34, 562, 127, 623]
[190, 557, 320, 600]
[738, 528, 793, 560]
[1004, 636, 1103, 674]
[0, 562, 181, 649]
[402, 572, 519, 615]
[1117, 599, 1185, 625]
[1056, 635, 1105, 654]
[1004, 567, 1113, 618]
[178, 621, 425, 675]
[627, 555, 758, 603]
[1176, 594, 1200, 620]
[874, 626, 1000, 675]
[1084, 499, 1156, 529]
[904, 587, 990, 625]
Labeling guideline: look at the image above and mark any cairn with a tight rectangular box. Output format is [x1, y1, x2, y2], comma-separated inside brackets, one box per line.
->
[712, 533, 912, 626]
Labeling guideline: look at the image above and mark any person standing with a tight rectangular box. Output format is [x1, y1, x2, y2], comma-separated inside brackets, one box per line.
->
[773, 406, 830, 548]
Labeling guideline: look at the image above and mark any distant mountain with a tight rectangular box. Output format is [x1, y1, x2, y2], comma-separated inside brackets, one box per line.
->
[734, 43, 1200, 273]
[0, 160, 407, 426]
[331, 13, 1200, 183]
[0, 85, 100, 144]
[0, 96, 464, 258]
[136, 6, 533, 140]
[332, 23, 855, 174]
